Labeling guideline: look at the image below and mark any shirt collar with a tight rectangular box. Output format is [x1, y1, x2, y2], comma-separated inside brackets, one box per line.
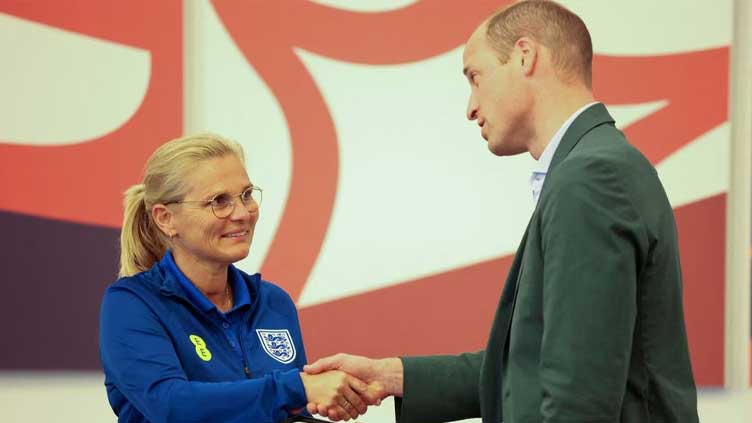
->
[162, 250, 251, 313]
[533, 101, 600, 174]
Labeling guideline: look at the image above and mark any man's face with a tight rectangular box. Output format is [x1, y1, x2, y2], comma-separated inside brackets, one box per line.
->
[462, 28, 532, 156]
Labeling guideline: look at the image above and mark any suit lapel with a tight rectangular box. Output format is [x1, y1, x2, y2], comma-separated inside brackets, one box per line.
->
[498, 103, 615, 327]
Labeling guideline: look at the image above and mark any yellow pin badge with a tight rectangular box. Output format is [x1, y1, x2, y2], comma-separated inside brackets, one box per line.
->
[189, 334, 212, 361]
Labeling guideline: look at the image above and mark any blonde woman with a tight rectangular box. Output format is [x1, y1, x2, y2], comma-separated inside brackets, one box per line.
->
[99, 134, 373, 423]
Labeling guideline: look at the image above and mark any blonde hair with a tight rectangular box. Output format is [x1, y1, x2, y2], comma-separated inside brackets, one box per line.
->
[119, 133, 245, 277]
[485, 0, 593, 88]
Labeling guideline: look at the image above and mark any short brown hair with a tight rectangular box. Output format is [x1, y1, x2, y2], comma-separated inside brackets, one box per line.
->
[485, 0, 593, 87]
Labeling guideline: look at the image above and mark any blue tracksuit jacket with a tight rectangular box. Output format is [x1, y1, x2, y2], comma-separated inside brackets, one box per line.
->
[99, 252, 308, 423]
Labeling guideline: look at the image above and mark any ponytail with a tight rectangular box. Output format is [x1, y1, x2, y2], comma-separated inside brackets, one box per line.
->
[119, 184, 167, 277]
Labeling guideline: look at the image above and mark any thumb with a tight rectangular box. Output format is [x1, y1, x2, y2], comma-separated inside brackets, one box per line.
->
[304, 354, 342, 374]
[359, 380, 386, 405]
[348, 375, 368, 393]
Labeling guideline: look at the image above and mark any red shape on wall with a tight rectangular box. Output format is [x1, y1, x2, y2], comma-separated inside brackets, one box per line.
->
[675, 193, 726, 386]
[300, 256, 513, 358]
[593, 48, 729, 166]
[0, 0, 183, 228]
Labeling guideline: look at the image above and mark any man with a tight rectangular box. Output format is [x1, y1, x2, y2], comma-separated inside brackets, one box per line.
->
[306, 1, 699, 422]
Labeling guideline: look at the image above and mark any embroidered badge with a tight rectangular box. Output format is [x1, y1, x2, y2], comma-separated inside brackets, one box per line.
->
[256, 329, 296, 364]
[189, 334, 212, 362]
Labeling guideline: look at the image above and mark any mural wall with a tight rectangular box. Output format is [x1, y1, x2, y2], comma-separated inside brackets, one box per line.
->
[0, 0, 734, 390]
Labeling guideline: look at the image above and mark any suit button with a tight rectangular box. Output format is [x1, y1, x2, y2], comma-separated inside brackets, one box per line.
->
[504, 390, 511, 398]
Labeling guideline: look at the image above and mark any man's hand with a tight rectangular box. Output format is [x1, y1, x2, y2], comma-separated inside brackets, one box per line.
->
[299, 370, 368, 421]
[303, 353, 404, 420]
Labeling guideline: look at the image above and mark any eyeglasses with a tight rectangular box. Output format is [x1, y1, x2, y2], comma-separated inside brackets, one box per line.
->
[165, 186, 263, 219]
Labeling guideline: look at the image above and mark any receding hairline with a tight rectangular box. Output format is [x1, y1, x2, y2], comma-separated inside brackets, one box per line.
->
[462, 24, 491, 78]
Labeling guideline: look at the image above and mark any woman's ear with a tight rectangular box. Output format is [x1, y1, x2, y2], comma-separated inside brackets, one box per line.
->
[152, 204, 176, 238]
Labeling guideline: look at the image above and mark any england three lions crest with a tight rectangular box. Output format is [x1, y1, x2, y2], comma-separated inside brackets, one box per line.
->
[256, 329, 296, 364]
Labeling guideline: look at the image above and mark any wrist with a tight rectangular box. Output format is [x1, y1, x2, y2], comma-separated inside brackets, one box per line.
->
[376, 357, 404, 397]
[299, 372, 312, 399]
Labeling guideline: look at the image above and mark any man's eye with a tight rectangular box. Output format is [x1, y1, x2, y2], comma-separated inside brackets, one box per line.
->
[212, 194, 232, 209]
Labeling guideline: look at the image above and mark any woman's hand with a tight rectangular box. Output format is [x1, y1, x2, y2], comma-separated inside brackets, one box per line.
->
[299, 370, 370, 421]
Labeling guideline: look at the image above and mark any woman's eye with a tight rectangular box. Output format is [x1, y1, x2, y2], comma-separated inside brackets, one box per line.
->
[212, 194, 232, 209]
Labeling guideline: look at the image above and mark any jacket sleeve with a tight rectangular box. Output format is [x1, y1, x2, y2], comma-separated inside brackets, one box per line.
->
[539, 156, 648, 422]
[271, 283, 308, 369]
[395, 351, 483, 423]
[99, 288, 307, 423]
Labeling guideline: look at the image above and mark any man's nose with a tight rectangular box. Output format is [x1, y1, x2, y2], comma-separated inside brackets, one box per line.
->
[466, 95, 478, 121]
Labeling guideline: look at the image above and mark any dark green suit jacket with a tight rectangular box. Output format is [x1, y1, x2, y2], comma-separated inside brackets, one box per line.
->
[396, 104, 698, 423]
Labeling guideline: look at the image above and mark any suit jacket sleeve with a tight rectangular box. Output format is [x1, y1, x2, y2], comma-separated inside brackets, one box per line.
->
[395, 351, 484, 423]
[539, 154, 648, 421]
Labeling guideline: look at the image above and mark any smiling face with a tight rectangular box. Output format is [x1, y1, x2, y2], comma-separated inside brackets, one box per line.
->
[463, 26, 534, 156]
[163, 154, 258, 269]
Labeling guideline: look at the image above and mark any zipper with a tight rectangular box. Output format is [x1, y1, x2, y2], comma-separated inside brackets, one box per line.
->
[239, 329, 251, 379]
[161, 272, 254, 379]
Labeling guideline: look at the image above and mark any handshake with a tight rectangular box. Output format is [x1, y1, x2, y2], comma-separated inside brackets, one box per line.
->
[298, 353, 404, 421]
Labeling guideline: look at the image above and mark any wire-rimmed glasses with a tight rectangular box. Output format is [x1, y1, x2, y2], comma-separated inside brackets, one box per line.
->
[165, 186, 263, 219]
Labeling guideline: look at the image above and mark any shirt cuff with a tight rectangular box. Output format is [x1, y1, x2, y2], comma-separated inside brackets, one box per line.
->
[277, 368, 307, 410]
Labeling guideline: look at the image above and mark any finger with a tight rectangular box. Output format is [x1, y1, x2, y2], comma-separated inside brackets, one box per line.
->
[304, 354, 343, 375]
[306, 402, 318, 415]
[337, 395, 360, 420]
[317, 403, 330, 418]
[328, 405, 350, 421]
[343, 382, 367, 414]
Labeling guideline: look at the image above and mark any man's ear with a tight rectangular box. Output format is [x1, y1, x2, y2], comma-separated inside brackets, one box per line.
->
[514, 37, 538, 76]
[152, 204, 176, 238]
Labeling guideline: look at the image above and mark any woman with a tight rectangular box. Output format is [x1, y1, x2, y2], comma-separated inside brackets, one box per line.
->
[99, 133, 369, 423]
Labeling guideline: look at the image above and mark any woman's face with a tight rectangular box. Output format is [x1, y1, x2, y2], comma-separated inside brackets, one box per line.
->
[168, 154, 258, 268]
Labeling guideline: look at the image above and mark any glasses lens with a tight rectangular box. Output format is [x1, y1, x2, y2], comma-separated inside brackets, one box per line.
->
[252, 187, 262, 206]
[240, 188, 254, 205]
[242, 187, 262, 208]
[211, 194, 234, 218]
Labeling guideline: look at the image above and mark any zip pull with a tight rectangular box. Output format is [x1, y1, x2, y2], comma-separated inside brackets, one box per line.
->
[244, 366, 251, 378]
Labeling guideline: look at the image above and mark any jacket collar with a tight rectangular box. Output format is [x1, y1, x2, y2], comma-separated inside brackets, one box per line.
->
[547, 102, 615, 175]
[157, 251, 256, 313]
